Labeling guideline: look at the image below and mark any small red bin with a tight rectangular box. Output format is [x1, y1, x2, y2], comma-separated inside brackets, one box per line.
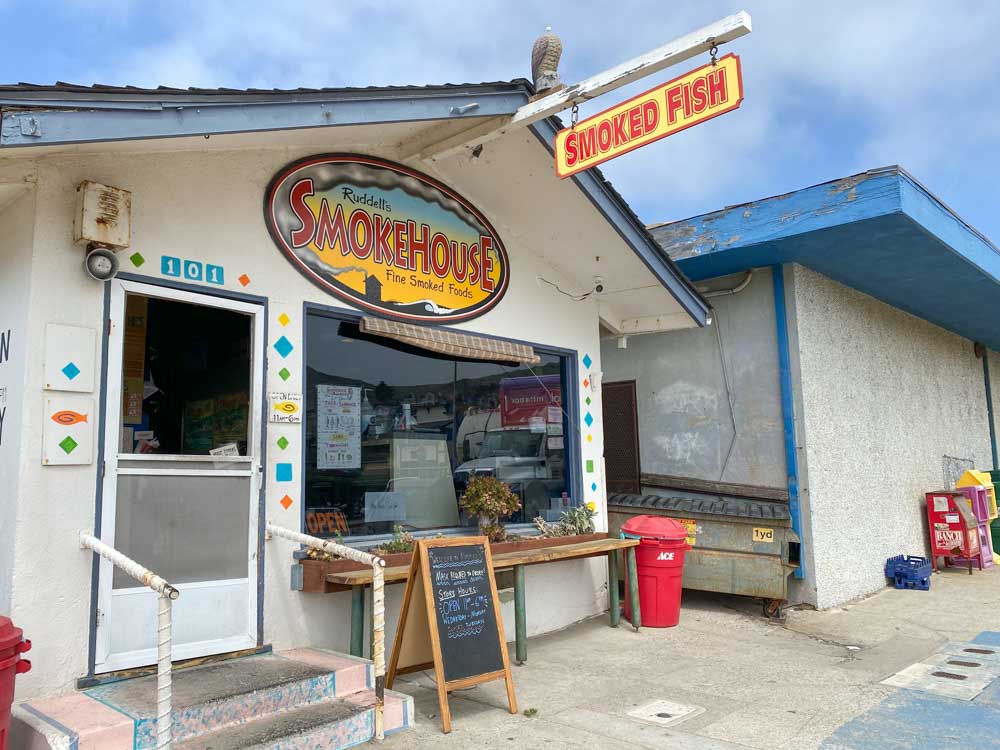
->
[0, 617, 31, 750]
[621, 515, 691, 628]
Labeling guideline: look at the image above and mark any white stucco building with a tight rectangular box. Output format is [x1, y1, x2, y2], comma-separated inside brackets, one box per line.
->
[0, 77, 711, 747]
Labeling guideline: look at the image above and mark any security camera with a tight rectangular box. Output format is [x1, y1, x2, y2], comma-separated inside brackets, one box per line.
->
[84, 244, 120, 282]
[593, 277, 605, 294]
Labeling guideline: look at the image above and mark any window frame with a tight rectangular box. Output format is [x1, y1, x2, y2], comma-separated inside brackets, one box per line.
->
[300, 301, 583, 546]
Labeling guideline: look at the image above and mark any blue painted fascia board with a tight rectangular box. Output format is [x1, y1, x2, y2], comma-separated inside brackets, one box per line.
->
[654, 167, 905, 280]
[528, 117, 711, 327]
[898, 170, 1000, 286]
[0, 87, 528, 148]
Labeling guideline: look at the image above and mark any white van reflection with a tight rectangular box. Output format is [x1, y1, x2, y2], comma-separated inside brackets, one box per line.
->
[454, 427, 564, 521]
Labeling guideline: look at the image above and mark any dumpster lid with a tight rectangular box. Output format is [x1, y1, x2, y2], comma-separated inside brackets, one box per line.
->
[0, 616, 23, 651]
[621, 514, 689, 541]
[608, 492, 791, 521]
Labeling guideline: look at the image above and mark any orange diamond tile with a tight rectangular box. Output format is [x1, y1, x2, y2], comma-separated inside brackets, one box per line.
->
[583, 379, 589, 388]
[239, 274, 251, 287]
[280, 495, 293, 510]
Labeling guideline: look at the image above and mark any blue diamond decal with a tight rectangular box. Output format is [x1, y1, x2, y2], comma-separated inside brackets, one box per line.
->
[582, 354, 593, 369]
[61, 362, 81, 380]
[273, 336, 294, 359]
[591, 482, 598, 492]
[584, 412, 594, 427]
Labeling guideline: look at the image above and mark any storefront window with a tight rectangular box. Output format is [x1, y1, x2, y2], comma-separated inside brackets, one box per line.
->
[303, 311, 572, 538]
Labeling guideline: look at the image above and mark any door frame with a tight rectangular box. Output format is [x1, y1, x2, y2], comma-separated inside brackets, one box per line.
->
[87, 275, 269, 678]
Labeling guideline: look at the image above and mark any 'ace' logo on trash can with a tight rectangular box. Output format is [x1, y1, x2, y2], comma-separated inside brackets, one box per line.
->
[656, 551, 676, 561]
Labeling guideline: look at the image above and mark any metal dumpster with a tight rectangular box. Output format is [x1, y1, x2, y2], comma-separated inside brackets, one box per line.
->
[608, 492, 800, 608]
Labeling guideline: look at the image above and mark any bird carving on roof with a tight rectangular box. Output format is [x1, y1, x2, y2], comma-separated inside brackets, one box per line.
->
[531, 27, 563, 93]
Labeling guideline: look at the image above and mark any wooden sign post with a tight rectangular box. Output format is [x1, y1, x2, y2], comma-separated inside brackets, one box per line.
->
[387, 537, 517, 733]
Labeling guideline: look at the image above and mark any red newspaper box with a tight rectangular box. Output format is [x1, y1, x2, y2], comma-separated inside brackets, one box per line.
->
[926, 491, 981, 572]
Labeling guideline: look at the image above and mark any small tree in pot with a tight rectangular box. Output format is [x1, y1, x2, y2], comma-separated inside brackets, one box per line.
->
[459, 474, 521, 543]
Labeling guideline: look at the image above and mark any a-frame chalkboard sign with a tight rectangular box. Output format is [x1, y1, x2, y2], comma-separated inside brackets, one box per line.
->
[386, 537, 517, 733]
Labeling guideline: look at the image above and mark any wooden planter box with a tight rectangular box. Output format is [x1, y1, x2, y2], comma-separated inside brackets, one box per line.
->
[296, 532, 607, 593]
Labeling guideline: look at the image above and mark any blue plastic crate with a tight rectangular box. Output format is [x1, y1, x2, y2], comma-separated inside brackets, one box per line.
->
[884, 555, 932, 590]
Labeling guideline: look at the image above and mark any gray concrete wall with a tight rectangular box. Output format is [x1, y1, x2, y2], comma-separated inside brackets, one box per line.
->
[600, 269, 786, 488]
[791, 265, 994, 609]
[0, 189, 36, 615]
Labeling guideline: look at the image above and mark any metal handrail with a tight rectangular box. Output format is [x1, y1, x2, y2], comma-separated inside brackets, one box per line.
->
[265, 523, 386, 740]
[80, 532, 179, 750]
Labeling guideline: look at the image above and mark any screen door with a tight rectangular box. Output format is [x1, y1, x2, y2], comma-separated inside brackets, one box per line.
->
[95, 279, 264, 672]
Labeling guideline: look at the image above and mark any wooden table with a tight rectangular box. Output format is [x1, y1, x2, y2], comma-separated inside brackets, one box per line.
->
[327, 537, 642, 664]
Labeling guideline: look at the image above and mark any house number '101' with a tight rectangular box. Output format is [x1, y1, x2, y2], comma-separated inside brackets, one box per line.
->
[161, 255, 225, 285]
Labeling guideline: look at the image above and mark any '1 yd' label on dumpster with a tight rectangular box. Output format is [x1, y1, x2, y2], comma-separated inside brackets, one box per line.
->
[753, 527, 775, 544]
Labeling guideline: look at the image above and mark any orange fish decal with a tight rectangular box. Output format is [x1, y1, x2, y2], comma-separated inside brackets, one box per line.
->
[51, 410, 89, 425]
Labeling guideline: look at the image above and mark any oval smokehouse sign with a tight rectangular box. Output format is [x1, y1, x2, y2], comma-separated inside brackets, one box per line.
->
[264, 155, 509, 323]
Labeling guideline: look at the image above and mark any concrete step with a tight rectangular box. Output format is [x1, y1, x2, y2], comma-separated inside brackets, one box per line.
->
[14, 648, 413, 750]
[175, 690, 412, 750]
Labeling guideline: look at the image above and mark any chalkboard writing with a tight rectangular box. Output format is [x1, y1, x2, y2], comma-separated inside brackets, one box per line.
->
[427, 544, 504, 683]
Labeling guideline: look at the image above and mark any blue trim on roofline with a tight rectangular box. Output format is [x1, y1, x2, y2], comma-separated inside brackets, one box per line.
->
[652, 166, 1000, 350]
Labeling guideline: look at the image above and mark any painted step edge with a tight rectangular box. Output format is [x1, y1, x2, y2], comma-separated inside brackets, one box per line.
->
[133, 674, 341, 748]
[128, 652, 372, 747]
[175, 690, 414, 750]
[276, 648, 374, 697]
[254, 688, 415, 749]
[11, 703, 79, 750]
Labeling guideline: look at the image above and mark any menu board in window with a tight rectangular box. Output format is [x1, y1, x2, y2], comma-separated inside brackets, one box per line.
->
[316, 385, 361, 470]
[386, 537, 517, 733]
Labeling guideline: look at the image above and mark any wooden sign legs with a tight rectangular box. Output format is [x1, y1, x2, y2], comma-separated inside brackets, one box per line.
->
[387, 537, 517, 733]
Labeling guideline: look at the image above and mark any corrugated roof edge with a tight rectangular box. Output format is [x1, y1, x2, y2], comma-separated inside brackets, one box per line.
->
[0, 79, 534, 103]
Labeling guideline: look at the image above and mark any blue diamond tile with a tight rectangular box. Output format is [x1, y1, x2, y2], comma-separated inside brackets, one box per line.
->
[591, 482, 598, 492]
[61, 362, 81, 381]
[273, 336, 294, 359]
[584, 412, 594, 427]
[582, 354, 593, 369]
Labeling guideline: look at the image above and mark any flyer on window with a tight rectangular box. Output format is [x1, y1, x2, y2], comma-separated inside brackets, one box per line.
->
[317, 385, 361, 470]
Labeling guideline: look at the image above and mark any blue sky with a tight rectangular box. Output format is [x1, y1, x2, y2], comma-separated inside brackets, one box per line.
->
[2, 1, 998, 240]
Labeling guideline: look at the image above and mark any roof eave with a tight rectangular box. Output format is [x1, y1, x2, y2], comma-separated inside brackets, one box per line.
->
[0, 83, 532, 149]
[528, 117, 712, 327]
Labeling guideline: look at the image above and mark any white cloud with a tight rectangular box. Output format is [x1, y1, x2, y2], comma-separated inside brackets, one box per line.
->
[60, 0, 1000, 235]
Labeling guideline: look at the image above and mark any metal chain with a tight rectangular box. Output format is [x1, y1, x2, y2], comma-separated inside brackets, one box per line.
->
[571, 103, 580, 127]
[710, 43, 719, 66]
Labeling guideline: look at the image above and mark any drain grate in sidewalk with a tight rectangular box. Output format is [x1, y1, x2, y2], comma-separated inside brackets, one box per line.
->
[882, 643, 1000, 701]
[627, 700, 704, 728]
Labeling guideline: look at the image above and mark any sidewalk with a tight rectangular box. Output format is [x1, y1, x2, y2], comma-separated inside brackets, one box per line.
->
[384, 566, 1000, 749]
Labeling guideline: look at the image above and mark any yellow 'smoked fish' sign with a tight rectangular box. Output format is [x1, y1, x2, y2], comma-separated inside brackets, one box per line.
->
[555, 54, 744, 178]
[265, 155, 509, 323]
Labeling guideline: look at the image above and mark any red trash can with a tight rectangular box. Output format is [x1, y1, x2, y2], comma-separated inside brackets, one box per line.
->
[0, 617, 31, 750]
[621, 515, 691, 627]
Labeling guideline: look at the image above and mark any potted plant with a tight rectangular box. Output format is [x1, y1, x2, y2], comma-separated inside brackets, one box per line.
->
[459, 474, 522, 543]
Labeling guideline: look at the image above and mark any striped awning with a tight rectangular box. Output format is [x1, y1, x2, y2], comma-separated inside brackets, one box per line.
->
[359, 317, 541, 365]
